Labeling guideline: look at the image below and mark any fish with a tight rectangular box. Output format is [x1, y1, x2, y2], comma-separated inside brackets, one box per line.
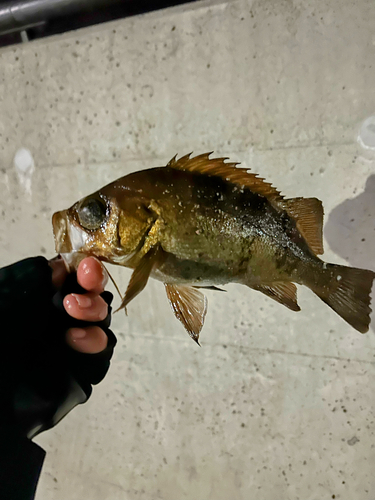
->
[52, 152, 375, 344]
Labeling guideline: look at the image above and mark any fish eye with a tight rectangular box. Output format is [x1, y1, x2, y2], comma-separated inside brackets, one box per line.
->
[77, 197, 107, 230]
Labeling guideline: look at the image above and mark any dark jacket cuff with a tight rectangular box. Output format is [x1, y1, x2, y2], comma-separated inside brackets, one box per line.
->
[0, 425, 46, 500]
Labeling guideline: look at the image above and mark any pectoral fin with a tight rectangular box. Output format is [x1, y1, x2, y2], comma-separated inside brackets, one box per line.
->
[116, 245, 164, 313]
[251, 282, 300, 311]
[165, 284, 208, 345]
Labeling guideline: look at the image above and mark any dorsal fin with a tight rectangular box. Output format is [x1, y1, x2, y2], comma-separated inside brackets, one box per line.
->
[167, 153, 324, 255]
[167, 152, 283, 202]
[280, 198, 324, 255]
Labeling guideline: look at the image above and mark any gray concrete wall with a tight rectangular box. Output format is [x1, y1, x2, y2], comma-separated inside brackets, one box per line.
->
[1, 1, 375, 498]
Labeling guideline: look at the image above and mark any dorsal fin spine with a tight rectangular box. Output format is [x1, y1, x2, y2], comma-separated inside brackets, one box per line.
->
[167, 152, 282, 202]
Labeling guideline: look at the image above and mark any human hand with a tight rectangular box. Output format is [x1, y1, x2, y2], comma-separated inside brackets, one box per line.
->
[49, 256, 110, 354]
[0, 255, 117, 438]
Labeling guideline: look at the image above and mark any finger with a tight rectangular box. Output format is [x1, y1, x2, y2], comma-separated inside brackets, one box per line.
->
[66, 326, 108, 354]
[77, 257, 108, 294]
[49, 256, 68, 289]
[63, 293, 108, 322]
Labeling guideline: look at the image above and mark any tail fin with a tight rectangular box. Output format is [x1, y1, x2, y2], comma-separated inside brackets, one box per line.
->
[312, 264, 375, 333]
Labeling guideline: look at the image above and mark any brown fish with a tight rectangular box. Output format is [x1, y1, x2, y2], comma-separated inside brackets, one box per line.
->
[52, 153, 375, 343]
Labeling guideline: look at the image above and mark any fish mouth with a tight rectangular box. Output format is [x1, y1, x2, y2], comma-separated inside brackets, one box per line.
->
[52, 210, 90, 253]
[52, 210, 90, 271]
[52, 210, 73, 254]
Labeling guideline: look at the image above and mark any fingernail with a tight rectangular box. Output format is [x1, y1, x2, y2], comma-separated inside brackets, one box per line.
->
[71, 293, 92, 308]
[70, 328, 86, 340]
[81, 260, 90, 275]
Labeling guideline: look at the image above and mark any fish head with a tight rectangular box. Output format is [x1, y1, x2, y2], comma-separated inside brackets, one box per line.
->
[52, 186, 156, 270]
[52, 191, 124, 270]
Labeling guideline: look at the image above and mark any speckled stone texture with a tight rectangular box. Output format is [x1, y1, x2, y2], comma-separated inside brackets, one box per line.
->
[1, 1, 375, 499]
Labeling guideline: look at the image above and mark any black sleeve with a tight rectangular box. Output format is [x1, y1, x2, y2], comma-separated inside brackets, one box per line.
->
[0, 257, 116, 500]
[0, 426, 46, 500]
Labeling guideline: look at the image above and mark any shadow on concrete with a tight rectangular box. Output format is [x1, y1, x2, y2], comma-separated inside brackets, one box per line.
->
[324, 175, 375, 332]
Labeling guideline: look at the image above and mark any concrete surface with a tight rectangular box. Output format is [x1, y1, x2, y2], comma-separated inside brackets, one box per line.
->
[1, 0, 375, 499]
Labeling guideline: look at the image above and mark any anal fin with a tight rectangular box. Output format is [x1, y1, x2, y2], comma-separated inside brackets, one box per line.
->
[280, 197, 324, 255]
[251, 282, 300, 312]
[165, 284, 207, 344]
